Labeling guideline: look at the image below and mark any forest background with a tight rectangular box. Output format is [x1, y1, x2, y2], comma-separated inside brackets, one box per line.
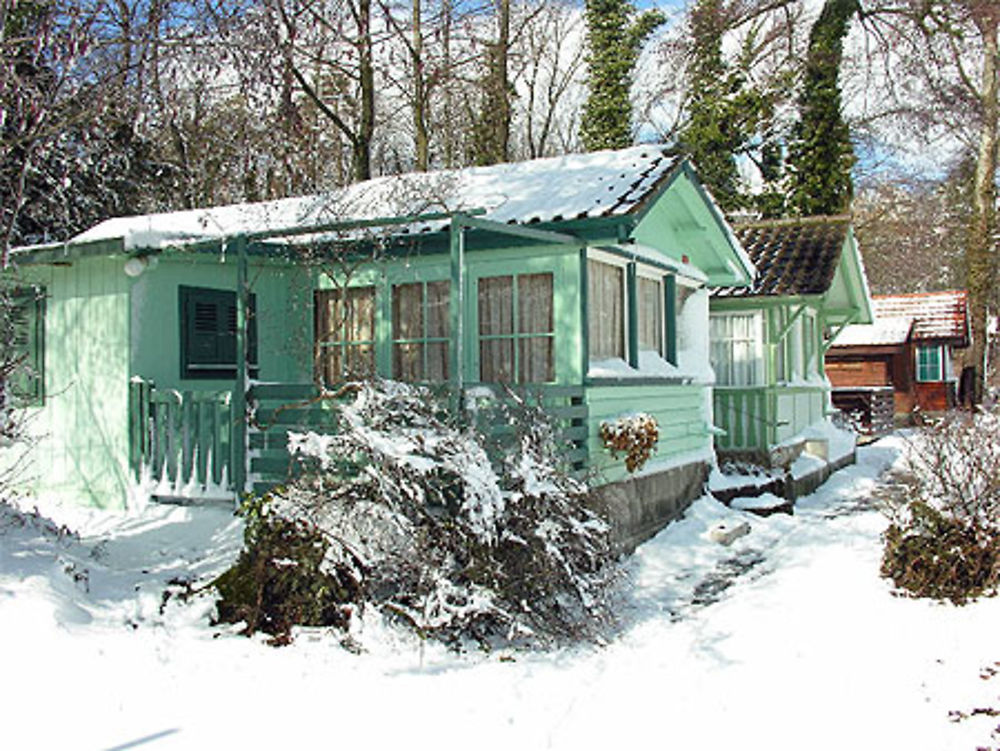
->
[1, 0, 997, 386]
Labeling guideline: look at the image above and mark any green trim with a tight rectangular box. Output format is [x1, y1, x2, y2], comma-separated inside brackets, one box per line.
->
[11, 237, 125, 265]
[626, 262, 638, 369]
[233, 235, 248, 495]
[579, 248, 589, 377]
[776, 304, 807, 343]
[456, 215, 582, 246]
[664, 274, 678, 365]
[585, 376, 694, 387]
[449, 222, 464, 389]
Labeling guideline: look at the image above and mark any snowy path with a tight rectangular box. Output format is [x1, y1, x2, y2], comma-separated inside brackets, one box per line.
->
[1, 435, 998, 750]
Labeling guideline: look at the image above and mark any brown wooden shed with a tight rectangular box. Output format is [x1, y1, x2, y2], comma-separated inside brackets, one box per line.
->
[826, 290, 970, 426]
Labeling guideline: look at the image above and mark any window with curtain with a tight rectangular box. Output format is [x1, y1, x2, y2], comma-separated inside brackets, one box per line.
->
[314, 286, 376, 385]
[637, 276, 662, 354]
[710, 313, 762, 386]
[478, 272, 554, 383]
[588, 259, 624, 360]
[392, 280, 450, 382]
[5, 286, 45, 404]
[916, 344, 942, 382]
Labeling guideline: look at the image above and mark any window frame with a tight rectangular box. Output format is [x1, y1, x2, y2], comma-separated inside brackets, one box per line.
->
[476, 271, 556, 385]
[314, 285, 377, 386]
[915, 344, 943, 383]
[710, 311, 764, 387]
[390, 279, 451, 383]
[179, 285, 258, 381]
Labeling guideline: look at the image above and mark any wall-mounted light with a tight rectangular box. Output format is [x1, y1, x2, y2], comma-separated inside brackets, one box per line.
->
[124, 254, 159, 277]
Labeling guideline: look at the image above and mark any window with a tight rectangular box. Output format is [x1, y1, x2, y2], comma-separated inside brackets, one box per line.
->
[314, 286, 376, 385]
[478, 272, 554, 383]
[916, 345, 942, 382]
[4, 287, 45, 404]
[710, 313, 762, 386]
[588, 259, 625, 360]
[392, 281, 450, 382]
[637, 276, 662, 355]
[180, 286, 257, 380]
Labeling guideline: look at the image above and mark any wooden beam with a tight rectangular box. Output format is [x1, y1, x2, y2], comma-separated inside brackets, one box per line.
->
[664, 274, 678, 366]
[456, 215, 582, 246]
[627, 262, 639, 369]
[232, 234, 249, 498]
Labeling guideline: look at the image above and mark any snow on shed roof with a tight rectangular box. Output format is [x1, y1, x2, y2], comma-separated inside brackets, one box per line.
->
[834, 316, 914, 347]
[871, 290, 970, 344]
[713, 216, 849, 298]
[70, 146, 682, 251]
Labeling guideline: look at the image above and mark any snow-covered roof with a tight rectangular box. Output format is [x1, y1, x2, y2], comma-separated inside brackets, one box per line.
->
[873, 291, 970, 344]
[68, 147, 683, 251]
[834, 316, 914, 347]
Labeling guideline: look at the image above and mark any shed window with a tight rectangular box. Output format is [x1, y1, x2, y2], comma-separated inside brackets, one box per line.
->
[392, 281, 450, 382]
[315, 286, 376, 385]
[637, 276, 662, 355]
[916, 345, 943, 382]
[478, 272, 554, 383]
[180, 286, 257, 380]
[710, 312, 762, 386]
[3, 287, 45, 405]
[588, 259, 625, 360]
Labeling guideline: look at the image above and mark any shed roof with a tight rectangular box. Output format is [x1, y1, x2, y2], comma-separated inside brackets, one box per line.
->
[872, 291, 970, 344]
[833, 316, 915, 347]
[67, 146, 683, 252]
[714, 216, 850, 298]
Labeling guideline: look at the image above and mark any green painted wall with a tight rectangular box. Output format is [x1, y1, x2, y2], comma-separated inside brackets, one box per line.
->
[4, 257, 131, 508]
[130, 254, 313, 390]
[710, 296, 831, 452]
[632, 171, 748, 286]
[585, 384, 712, 483]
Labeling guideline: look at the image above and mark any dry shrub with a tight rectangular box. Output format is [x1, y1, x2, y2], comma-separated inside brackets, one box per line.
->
[599, 413, 658, 472]
[881, 409, 1000, 604]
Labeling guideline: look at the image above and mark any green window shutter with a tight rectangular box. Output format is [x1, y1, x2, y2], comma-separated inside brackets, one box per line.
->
[7, 288, 45, 405]
[180, 286, 257, 380]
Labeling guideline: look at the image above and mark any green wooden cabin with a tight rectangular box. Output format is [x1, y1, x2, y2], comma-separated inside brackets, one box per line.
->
[2, 147, 754, 547]
[709, 216, 873, 466]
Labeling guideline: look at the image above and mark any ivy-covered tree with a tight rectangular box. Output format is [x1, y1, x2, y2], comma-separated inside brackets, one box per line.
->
[678, 0, 787, 213]
[785, 0, 860, 216]
[579, 0, 664, 151]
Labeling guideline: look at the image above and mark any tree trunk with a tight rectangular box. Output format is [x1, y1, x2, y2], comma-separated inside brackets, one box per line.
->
[354, 0, 375, 182]
[412, 0, 429, 171]
[968, 10, 1000, 402]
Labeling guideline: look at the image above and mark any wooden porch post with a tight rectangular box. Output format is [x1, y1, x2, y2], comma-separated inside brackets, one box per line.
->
[449, 217, 466, 392]
[233, 234, 249, 497]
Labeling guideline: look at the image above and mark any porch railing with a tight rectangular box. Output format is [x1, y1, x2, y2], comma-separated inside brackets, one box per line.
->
[129, 379, 589, 500]
[128, 379, 236, 498]
[713, 387, 770, 452]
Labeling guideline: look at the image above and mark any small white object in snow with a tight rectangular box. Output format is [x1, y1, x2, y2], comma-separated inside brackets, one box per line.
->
[705, 520, 751, 546]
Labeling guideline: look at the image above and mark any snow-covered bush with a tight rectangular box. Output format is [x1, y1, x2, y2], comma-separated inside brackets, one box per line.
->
[215, 380, 617, 647]
[881, 409, 1000, 604]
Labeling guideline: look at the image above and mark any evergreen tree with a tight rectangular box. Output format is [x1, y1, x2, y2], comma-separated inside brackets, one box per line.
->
[786, 0, 860, 216]
[678, 0, 785, 213]
[579, 0, 664, 152]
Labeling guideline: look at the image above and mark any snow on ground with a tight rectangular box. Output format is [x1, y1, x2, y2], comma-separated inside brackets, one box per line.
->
[2, 435, 999, 750]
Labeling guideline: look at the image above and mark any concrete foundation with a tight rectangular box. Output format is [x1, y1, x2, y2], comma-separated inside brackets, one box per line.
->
[589, 460, 710, 554]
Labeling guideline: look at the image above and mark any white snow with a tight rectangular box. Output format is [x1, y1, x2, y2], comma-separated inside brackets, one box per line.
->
[2, 435, 1000, 750]
[69, 147, 680, 251]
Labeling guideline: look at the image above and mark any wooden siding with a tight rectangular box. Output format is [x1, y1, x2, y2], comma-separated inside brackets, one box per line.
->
[585, 384, 712, 483]
[6, 257, 132, 507]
